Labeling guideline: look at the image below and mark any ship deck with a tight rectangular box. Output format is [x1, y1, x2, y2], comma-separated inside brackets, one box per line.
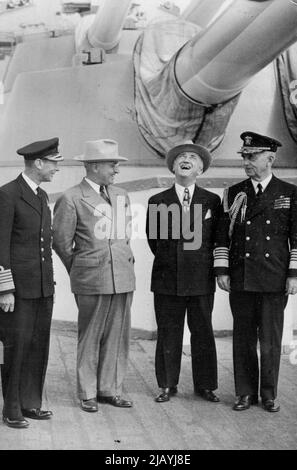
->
[0, 323, 296, 451]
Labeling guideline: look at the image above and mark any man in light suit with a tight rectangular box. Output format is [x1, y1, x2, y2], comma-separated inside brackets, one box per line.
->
[0, 138, 63, 428]
[146, 141, 220, 403]
[214, 131, 297, 412]
[53, 139, 135, 412]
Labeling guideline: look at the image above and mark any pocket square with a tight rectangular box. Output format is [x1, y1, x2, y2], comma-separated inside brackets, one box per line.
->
[205, 209, 212, 219]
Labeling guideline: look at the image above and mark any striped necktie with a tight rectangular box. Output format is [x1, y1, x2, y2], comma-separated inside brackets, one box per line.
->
[183, 188, 190, 212]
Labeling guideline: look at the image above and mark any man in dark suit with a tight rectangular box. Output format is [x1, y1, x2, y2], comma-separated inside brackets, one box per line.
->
[214, 131, 297, 412]
[0, 138, 63, 428]
[146, 141, 220, 403]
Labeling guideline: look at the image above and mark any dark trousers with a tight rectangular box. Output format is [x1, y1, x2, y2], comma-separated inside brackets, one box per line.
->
[229, 291, 286, 400]
[0, 296, 53, 419]
[154, 294, 218, 391]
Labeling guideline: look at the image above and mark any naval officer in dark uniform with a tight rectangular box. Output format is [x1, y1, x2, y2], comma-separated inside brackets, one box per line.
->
[0, 138, 63, 428]
[146, 141, 220, 404]
[214, 131, 297, 412]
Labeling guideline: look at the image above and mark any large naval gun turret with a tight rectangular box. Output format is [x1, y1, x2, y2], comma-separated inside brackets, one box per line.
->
[1, 0, 297, 343]
[1, 0, 297, 172]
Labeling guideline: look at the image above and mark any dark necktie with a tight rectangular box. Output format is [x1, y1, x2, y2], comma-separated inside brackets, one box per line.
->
[100, 185, 111, 205]
[183, 188, 190, 212]
[37, 186, 46, 211]
[256, 183, 263, 197]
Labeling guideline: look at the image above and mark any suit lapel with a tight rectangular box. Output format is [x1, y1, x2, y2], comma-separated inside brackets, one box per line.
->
[106, 185, 118, 209]
[80, 178, 103, 209]
[162, 185, 206, 236]
[163, 185, 182, 208]
[17, 174, 41, 215]
[191, 185, 207, 214]
[189, 185, 207, 233]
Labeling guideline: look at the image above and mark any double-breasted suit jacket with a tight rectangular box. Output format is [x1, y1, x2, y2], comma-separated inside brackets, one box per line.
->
[0, 174, 54, 419]
[214, 175, 297, 289]
[0, 174, 54, 298]
[214, 175, 297, 399]
[147, 185, 221, 296]
[53, 178, 135, 295]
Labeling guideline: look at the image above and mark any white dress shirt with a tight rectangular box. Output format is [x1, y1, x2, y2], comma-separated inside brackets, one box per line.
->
[251, 174, 272, 194]
[84, 177, 101, 194]
[22, 172, 39, 195]
[175, 182, 195, 205]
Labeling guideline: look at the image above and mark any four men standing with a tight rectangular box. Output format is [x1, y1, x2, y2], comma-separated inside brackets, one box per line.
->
[0, 132, 296, 427]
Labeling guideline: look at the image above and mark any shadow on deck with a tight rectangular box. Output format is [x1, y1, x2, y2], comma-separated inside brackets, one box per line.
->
[0, 325, 296, 450]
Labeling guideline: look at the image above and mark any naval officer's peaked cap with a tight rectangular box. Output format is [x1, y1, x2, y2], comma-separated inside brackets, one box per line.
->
[238, 131, 282, 154]
[17, 137, 63, 161]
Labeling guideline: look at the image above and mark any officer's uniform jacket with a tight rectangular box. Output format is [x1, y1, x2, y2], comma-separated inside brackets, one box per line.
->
[53, 179, 135, 295]
[214, 175, 297, 292]
[0, 174, 54, 298]
[146, 185, 221, 296]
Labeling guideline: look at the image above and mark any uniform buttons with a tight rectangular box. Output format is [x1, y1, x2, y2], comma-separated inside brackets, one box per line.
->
[265, 253, 270, 258]
[41, 237, 44, 242]
[266, 220, 271, 224]
[246, 221, 251, 225]
[41, 248, 44, 252]
[42, 257, 45, 262]
[245, 253, 250, 258]
[246, 236, 250, 241]
[266, 236, 270, 240]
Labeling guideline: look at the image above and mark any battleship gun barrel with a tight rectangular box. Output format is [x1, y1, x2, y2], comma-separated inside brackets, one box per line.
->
[87, 0, 132, 51]
[181, 0, 232, 28]
[176, 0, 297, 104]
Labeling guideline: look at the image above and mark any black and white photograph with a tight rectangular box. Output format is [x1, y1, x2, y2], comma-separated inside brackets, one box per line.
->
[0, 0, 296, 454]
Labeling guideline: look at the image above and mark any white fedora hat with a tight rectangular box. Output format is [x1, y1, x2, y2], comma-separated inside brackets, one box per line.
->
[74, 139, 128, 162]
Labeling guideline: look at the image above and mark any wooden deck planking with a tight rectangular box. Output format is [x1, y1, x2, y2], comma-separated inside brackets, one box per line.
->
[0, 329, 296, 450]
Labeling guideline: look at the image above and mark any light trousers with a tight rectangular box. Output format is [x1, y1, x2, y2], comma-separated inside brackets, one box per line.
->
[76, 292, 133, 400]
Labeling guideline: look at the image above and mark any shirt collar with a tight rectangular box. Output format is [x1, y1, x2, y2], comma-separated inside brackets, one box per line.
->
[84, 177, 101, 194]
[175, 182, 196, 204]
[251, 174, 272, 193]
[21, 172, 39, 195]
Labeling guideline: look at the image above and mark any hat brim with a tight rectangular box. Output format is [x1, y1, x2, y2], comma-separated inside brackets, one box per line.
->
[73, 155, 128, 162]
[166, 143, 211, 173]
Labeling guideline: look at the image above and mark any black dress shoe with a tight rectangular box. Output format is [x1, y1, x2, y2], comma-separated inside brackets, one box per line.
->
[80, 399, 98, 412]
[155, 386, 178, 403]
[233, 395, 258, 411]
[3, 416, 29, 428]
[262, 399, 280, 413]
[196, 389, 220, 402]
[99, 396, 133, 408]
[22, 408, 53, 420]
[155, 388, 170, 403]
